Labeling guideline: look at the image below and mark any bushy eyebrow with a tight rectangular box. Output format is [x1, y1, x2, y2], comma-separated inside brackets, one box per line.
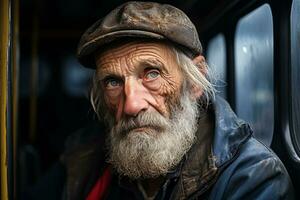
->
[96, 71, 123, 82]
[138, 58, 164, 70]
[95, 62, 123, 81]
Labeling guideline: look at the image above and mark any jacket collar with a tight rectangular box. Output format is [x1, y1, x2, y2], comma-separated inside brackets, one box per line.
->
[212, 96, 252, 167]
[178, 107, 217, 199]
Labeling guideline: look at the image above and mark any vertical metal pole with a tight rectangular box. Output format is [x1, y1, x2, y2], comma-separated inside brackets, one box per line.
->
[0, 0, 11, 199]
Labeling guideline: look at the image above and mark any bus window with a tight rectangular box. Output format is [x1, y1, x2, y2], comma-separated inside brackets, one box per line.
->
[206, 34, 227, 99]
[291, 0, 300, 154]
[234, 4, 274, 146]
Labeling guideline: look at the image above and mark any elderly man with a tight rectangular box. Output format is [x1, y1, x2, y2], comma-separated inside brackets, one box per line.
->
[24, 1, 294, 200]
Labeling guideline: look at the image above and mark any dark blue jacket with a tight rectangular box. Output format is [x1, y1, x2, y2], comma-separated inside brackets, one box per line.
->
[24, 97, 294, 200]
[208, 97, 294, 199]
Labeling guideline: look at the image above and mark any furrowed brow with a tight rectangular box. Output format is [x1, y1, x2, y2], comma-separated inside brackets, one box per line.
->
[97, 71, 124, 81]
[139, 58, 164, 69]
[95, 65, 123, 80]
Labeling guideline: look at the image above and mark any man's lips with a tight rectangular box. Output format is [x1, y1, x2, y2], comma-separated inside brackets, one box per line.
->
[123, 125, 163, 135]
[130, 126, 154, 132]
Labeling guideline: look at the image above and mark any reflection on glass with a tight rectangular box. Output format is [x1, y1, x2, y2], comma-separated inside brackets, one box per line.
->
[62, 56, 94, 97]
[207, 34, 227, 99]
[291, 0, 300, 152]
[235, 4, 274, 146]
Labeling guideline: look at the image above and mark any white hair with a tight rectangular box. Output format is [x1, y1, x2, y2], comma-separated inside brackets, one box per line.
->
[171, 46, 216, 105]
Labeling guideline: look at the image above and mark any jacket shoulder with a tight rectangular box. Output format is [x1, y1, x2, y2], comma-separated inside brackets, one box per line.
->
[210, 137, 295, 200]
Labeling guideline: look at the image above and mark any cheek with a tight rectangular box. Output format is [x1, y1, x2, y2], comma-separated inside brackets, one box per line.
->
[144, 73, 182, 95]
[144, 77, 181, 117]
[154, 95, 170, 117]
[160, 76, 183, 112]
[104, 88, 123, 111]
[160, 74, 182, 97]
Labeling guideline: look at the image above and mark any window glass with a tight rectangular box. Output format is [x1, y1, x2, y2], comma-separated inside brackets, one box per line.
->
[291, 0, 300, 153]
[234, 4, 274, 146]
[207, 34, 227, 99]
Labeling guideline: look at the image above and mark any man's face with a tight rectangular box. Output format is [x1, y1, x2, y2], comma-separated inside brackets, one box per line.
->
[95, 41, 184, 122]
[94, 41, 200, 178]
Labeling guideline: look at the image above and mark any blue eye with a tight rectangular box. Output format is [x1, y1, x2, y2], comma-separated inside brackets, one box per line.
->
[145, 70, 160, 80]
[104, 78, 122, 88]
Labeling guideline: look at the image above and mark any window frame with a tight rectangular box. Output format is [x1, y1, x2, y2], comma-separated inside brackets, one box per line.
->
[289, 0, 300, 158]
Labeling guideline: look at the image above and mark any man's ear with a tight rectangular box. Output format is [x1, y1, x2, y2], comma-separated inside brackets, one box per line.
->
[190, 84, 203, 100]
[189, 55, 208, 100]
[192, 55, 208, 75]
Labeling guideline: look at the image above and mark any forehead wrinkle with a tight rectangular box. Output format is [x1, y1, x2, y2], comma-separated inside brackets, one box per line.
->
[123, 54, 136, 75]
[97, 51, 132, 70]
[138, 57, 163, 66]
[99, 51, 166, 73]
[131, 52, 169, 70]
[99, 57, 136, 79]
[135, 42, 173, 54]
[132, 51, 164, 60]
[128, 52, 166, 71]
[96, 63, 123, 80]
[96, 41, 176, 75]
[132, 55, 164, 68]
[99, 41, 170, 62]
[98, 48, 137, 66]
[135, 45, 164, 52]
[130, 47, 166, 64]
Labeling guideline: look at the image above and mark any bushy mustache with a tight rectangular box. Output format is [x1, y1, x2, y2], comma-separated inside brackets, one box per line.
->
[112, 111, 170, 137]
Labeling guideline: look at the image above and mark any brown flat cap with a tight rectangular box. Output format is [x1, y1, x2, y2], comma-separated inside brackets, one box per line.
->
[77, 1, 202, 68]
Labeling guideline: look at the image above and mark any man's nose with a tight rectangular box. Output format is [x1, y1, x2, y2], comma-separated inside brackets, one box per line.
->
[123, 79, 149, 117]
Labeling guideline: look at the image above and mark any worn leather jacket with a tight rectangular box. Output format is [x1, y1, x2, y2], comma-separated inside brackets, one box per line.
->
[24, 97, 295, 200]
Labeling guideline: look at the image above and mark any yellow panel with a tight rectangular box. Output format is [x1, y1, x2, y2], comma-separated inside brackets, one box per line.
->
[0, 0, 10, 199]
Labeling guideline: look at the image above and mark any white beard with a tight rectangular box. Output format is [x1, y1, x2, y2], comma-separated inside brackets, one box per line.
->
[106, 90, 199, 179]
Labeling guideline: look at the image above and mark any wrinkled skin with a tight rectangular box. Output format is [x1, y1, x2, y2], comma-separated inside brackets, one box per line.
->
[95, 41, 204, 123]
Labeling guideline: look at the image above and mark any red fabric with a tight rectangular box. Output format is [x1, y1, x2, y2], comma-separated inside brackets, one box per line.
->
[86, 167, 112, 200]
